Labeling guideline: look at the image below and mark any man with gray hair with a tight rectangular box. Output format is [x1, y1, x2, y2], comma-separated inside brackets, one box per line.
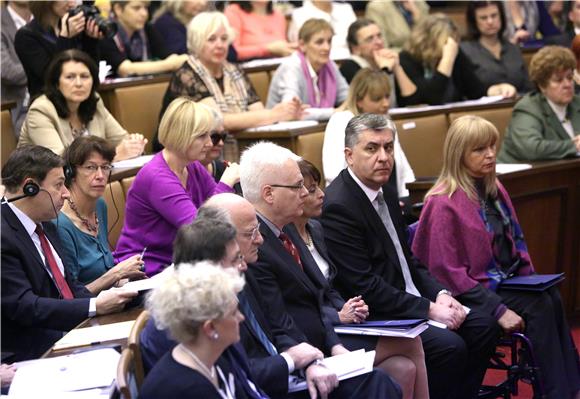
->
[240, 141, 402, 399]
[321, 113, 500, 399]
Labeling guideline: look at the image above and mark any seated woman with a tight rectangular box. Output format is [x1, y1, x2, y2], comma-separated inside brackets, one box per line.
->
[114, 97, 239, 276]
[293, 159, 428, 399]
[18, 49, 147, 160]
[224, 1, 296, 61]
[461, 1, 533, 94]
[140, 262, 263, 399]
[56, 136, 146, 292]
[156, 11, 302, 142]
[499, 46, 580, 162]
[398, 13, 516, 106]
[411, 115, 580, 399]
[322, 68, 415, 198]
[267, 18, 349, 121]
[199, 130, 242, 194]
[14, 1, 102, 97]
[152, 0, 208, 55]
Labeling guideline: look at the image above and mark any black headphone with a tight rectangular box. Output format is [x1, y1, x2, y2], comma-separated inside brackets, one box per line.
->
[63, 163, 75, 187]
[3, 179, 40, 203]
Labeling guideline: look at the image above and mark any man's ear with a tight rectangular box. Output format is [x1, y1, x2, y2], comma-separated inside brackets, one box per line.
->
[344, 147, 354, 168]
[261, 184, 274, 205]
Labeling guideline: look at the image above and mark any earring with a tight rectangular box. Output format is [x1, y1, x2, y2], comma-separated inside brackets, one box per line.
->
[212, 332, 219, 340]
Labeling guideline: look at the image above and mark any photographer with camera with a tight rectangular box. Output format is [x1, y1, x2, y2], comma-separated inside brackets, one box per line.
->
[98, 1, 188, 77]
[15, 1, 108, 98]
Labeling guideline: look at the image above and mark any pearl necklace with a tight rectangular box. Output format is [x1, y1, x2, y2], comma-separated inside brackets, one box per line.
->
[180, 344, 217, 386]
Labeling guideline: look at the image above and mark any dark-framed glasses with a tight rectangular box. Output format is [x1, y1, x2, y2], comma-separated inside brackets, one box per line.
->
[80, 164, 114, 175]
[210, 132, 228, 146]
[270, 182, 305, 191]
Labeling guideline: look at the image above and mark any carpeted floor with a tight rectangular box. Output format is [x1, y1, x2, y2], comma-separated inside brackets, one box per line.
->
[481, 325, 580, 398]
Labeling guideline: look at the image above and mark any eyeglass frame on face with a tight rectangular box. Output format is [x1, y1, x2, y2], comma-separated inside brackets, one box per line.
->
[241, 222, 261, 241]
[210, 131, 228, 146]
[78, 163, 114, 175]
[269, 181, 306, 191]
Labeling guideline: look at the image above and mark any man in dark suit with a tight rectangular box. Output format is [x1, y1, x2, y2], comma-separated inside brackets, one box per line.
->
[239, 142, 402, 399]
[320, 114, 500, 399]
[1, 145, 137, 362]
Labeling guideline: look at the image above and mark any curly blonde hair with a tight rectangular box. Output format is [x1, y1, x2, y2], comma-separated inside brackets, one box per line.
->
[529, 46, 576, 89]
[404, 13, 460, 70]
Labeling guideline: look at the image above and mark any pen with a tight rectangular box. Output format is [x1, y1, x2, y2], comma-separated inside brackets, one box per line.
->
[140, 247, 147, 259]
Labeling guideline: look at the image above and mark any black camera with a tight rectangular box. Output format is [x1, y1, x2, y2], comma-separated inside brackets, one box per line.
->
[68, 4, 117, 39]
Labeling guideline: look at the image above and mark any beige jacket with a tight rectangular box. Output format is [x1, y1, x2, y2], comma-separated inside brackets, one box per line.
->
[18, 94, 127, 155]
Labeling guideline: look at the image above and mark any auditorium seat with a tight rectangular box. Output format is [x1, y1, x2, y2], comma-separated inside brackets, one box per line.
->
[394, 114, 448, 178]
[128, 310, 150, 390]
[121, 176, 136, 197]
[117, 347, 138, 399]
[247, 70, 271, 105]
[105, 82, 169, 154]
[1, 109, 17, 167]
[295, 131, 325, 185]
[103, 181, 126, 250]
[448, 107, 513, 151]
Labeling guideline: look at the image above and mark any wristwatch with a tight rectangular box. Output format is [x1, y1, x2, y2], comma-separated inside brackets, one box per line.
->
[436, 289, 452, 298]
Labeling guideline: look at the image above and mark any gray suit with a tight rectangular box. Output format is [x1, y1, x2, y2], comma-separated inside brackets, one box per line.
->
[1, 5, 28, 134]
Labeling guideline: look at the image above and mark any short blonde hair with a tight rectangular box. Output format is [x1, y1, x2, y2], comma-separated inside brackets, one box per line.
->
[298, 18, 334, 43]
[529, 46, 576, 89]
[147, 261, 245, 343]
[426, 115, 499, 201]
[405, 13, 460, 70]
[187, 11, 235, 55]
[158, 97, 218, 153]
[345, 68, 391, 115]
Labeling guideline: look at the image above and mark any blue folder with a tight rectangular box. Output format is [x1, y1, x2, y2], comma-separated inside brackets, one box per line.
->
[337, 319, 427, 330]
[499, 273, 565, 291]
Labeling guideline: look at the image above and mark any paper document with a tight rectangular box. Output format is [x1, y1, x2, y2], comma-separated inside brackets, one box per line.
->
[53, 320, 135, 351]
[288, 350, 375, 392]
[500, 273, 565, 292]
[9, 348, 119, 397]
[244, 120, 319, 132]
[112, 154, 154, 169]
[123, 264, 174, 292]
[335, 322, 428, 338]
[390, 96, 505, 116]
[496, 163, 532, 174]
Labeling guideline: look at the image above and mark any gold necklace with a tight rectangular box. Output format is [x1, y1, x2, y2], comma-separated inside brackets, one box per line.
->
[303, 231, 313, 248]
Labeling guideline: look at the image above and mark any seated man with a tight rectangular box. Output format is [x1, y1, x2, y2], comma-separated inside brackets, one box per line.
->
[1, 145, 136, 361]
[240, 142, 402, 399]
[320, 114, 500, 399]
[340, 18, 416, 105]
[99, 1, 187, 77]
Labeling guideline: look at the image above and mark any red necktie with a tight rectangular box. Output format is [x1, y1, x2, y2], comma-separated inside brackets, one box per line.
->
[35, 225, 74, 299]
[279, 232, 303, 270]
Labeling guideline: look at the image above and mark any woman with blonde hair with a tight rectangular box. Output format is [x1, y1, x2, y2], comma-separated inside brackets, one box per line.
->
[322, 68, 415, 198]
[412, 115, 580, 399]
[398, 13, 516, 106]
[140, 262, 261, 399]
[115, 97, 239, 276]
[267, 18, 349, 120]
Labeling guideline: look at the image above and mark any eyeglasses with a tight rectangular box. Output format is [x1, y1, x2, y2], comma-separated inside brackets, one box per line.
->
[79, 164, 114, 175]
[270, 182, 305, 191]
[242, 223, 261, 241]
[210, 132, 228, 146]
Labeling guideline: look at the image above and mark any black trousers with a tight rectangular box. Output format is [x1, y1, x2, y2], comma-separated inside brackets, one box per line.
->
[498, 286, 580, 399]
[420, 311, 500, 399]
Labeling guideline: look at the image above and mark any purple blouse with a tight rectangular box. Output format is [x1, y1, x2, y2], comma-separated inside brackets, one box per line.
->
[114, 152, 233, 275]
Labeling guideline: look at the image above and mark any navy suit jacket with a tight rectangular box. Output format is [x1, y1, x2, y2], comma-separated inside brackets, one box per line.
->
[1, 204, 92, 361]
[320, 170, 445, 320]
[247, 218, 341, 357]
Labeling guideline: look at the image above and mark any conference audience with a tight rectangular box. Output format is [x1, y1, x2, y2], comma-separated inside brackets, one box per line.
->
[294, 159, 429, 399]
[18, 49, 147, 160]
[461, 1, 533, 94]
[155, 11, 302, 146]
[114, 97, 238, 276]
[287, 0, 356, 60]
[398, 14, 516, 106]
[412, 115, 580, 399]
[99, 0, 188, 77]
[365, 0, 430, 51]
[152, 0, 208, 55]
[199, 130, 242, 194]
[502, 0, 539, 45]
[323, 68, 415, 198]
[224, 1, 296, 61]
[1, 0, 32, 134]
[240, 141, 403, 399]
[320, 113, 500, 399]
[55, 136, 146, 293]
[499, 46, 580, 162]
[139, 262, 251, 399]
[267, 19, 349, 121]
[1, 145, 137, 361]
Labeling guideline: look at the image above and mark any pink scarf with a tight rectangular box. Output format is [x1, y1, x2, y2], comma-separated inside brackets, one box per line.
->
[297, 51, 337, 108]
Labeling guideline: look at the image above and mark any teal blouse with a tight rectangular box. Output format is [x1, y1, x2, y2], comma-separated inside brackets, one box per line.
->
[54, 198, 115, 284]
